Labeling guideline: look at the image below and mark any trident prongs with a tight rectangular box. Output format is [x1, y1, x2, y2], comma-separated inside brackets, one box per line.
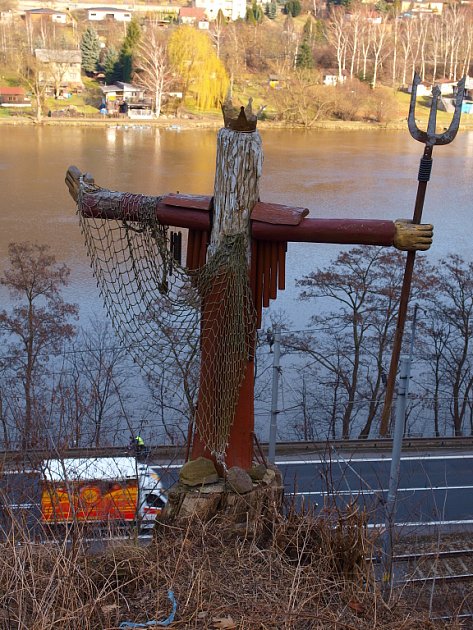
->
[408, 72, 465, 146]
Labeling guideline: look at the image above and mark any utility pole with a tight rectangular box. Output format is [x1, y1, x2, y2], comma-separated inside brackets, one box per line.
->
[382, 304, 418, 599]
[268, 325, 281, 464]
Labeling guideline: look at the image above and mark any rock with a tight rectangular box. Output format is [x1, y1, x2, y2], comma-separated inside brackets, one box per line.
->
[226, 466, 253, 494]
[179, 457, 220, 487]
[248, 463, 267, 481]
[267, 463, 283, 486]
[178, 491, 222, 520]
[262, 468, 276, 485]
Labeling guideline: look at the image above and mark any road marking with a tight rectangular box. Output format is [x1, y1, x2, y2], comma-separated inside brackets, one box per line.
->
[368, 519, 473, 528]
[296, 485, 473, 497]
[276, 454, 473, 465]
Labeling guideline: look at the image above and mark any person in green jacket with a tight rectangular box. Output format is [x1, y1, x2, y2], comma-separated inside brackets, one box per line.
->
[131, 435, 145, 455]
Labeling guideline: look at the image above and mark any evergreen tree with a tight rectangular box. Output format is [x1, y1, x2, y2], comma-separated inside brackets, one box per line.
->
[117, 18, 141, 83]
[268, 1, 277, 18]
[303, 16, 313, 41]
[246, 2, 264, 22]
[80, 27, 101, 74]
[296, 39, 314, 69]
[284, 0, 301, 17]
[103, 46, 119, 84]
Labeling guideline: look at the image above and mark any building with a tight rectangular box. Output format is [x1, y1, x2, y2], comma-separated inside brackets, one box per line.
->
[407, 78, 459, 97]
[322, 70, 348, 86]
[179, 7, 209, 28]
[0, 87, 31, 107]
[24, 8, 70, 24]
[195, 0, 246, 21]
[400, 0, 444, 16]
[100, 82, 152, 117]
[87, 7, 132, 22]
[34, 49, 83, 93]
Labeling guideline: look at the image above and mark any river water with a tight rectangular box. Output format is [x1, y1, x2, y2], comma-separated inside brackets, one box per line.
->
[1, 125, 472, 329]
[1, 125, 472, 441]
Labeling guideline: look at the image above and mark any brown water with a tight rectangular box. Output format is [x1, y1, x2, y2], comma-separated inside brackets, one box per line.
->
[1, 125, 472, 325]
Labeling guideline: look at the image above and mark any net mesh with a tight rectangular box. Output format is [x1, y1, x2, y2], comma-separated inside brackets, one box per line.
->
[77, 180, 256, 461]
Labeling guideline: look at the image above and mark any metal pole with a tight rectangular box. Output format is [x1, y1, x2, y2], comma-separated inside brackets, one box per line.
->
[382, 354, 410, 598]
[268, 326, 281, 464]
[382, 305, 418, 597]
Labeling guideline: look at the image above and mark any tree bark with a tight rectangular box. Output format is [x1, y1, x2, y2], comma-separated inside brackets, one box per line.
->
[191, 127, 263, 470]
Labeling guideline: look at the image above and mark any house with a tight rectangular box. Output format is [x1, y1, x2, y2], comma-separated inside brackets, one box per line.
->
[179, 7, 209, 28]
[408, 78, 458, 97]
[0, 10, 16, 22]
[407, 80, 431, 96]
[322, 70, 348, 86]
[346, 10, 382, 23]
[0, 87, 31, 107]
[100, 82, 151, 117]
[87, 7, 132, 22]
[195, 0, 246, 21]
[34, 49, 83, 93]
[24, 8, 70, 24]
[400, 0, 445, 15]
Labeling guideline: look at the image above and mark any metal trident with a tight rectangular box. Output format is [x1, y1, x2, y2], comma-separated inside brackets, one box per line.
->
[379, 73, 465, 437]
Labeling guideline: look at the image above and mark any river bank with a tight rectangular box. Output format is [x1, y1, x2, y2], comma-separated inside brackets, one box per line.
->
[0, 113, 451, 131]
[4, 113, 473, 132]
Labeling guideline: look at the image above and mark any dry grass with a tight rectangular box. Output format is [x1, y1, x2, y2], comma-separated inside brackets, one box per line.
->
[0, 506, 462, 629]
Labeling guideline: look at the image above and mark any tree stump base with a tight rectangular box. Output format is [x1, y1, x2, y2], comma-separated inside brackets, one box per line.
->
[161, 460, 284, 532]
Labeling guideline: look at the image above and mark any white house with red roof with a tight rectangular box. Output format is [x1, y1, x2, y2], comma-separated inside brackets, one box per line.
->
[179, 6, 208, 26]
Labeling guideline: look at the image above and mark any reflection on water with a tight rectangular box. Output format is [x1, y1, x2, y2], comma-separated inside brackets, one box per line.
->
[0, 126, 472, 327]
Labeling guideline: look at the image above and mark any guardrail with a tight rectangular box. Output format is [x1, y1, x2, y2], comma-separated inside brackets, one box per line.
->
[0, 436, 472, 466]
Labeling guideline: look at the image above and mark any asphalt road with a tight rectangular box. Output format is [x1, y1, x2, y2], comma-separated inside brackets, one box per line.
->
[154, 450, 473, 530]
[1, 451, 472, 535]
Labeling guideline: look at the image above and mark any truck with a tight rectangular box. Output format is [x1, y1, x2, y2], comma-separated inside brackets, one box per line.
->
[40, 457, 166, 530]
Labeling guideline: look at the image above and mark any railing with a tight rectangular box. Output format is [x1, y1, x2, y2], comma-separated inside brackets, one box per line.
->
[1, 436, 472, 466]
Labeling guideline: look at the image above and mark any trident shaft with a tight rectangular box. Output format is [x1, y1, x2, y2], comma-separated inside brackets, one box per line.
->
[379, 73, 465, 437]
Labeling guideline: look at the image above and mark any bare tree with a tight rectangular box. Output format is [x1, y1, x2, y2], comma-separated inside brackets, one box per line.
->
[209, 9, 226, 59]
[134, 25, 171, 117]
[371, 18, 389, 88]
[426, 255, 473, 436]
[327, 6, 348, 80]
[0, 243, 78, 450]
[272, 70, 336, 126]
[14, 48, 49, 121]
[66, 323, 131, 447]
[286, 247, 434, 439]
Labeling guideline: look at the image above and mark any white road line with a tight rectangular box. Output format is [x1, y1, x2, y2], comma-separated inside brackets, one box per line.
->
[295, 485, 473, 497]
[368, 519, 473, 528]
[276, 454, 473, 465]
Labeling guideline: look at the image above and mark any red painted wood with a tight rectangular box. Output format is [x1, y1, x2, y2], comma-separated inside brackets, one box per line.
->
[162, 194, 212, 210]
[278, 243, 286, 290]
[263, 242, 270, 308]
[186, 230, 196, 270]
[255, 242, 264, 329]
[252, 218, 396, 245]
[251, 202, 309, 225]
[270, 242, 278, 300]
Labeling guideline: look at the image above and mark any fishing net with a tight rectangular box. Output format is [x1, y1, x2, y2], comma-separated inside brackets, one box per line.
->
[77, 179, 256, 461]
